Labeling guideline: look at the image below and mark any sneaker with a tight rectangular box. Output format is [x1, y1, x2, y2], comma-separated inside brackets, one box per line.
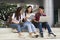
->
[40, 33, 44, 37]
[49, 33, 56, 37]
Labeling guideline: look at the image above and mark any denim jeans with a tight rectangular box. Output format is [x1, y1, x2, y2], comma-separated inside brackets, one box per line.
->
[38, 22, 52, 34]
[9, 24, 21, 33]
[23, 21, 36, 33]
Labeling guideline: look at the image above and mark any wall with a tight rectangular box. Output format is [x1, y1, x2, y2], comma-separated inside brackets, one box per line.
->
[58, 9, 60, 22]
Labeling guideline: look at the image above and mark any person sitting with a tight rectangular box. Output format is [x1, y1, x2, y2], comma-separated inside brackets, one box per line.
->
[33, 6, 56, 37]
[8, 7, 25, 37]
[23, 6, 39, 38]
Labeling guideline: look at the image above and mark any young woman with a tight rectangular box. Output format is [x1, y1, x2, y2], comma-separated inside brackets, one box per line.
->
[9, 7, 25, 37]
[23, 6, 39, 38]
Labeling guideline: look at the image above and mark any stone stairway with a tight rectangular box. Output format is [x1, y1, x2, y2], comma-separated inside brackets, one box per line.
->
[0, 28, 60, 40]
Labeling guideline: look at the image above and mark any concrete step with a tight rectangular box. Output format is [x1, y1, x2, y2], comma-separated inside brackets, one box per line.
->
[0, 33, 19, 39]
[0, 32, 31, 39]
[0, 28, 60, 40]
[0, 32, 60, 40]
[0, 28, 12, 34]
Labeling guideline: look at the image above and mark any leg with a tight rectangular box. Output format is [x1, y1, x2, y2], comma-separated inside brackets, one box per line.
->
[23, 22, 33, 33]
[10, 24, 22, 36]
[38, 22, 43, 37]
[23, 22, 38, 38]
[45, 22, 56, 37]
[16, 24, 21, 33]
[30, 23, 39, 38]
[45, 22, 52, 33]
[30, 23, 36, 33]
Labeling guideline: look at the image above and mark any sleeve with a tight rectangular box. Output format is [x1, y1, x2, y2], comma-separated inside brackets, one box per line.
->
[43, 13, 46, 16]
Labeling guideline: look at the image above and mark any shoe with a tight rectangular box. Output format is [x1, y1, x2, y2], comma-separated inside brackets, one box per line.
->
[35, 35, 39, 38]
[49, 33, 56, 37]
[34, 33, 39, 38]
[29, 34, 39, 38]
[40, 33, 44, 37]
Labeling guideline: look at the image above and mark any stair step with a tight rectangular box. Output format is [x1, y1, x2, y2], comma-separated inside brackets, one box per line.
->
[0, 28, 12, 33]
[0, 28, 60, 39]
[0, 32, 30, 39]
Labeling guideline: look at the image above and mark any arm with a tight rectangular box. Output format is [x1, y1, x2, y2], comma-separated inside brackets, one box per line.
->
[33, 13, 39, 23]
[43, 13, 46, 16]
[33, 17, 39, 23]
[11, 13, 19, 24]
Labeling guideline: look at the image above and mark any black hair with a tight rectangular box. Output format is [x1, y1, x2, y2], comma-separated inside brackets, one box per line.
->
[39, 6, 44, 9]
[15, 7, 23, 20]
[25, 6, 32, 13]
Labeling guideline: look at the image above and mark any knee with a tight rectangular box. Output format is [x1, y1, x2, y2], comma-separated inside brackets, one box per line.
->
[26, 24, 30, 27]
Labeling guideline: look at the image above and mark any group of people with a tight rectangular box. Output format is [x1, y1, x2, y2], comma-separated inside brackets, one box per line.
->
[8, 6, 56, 38]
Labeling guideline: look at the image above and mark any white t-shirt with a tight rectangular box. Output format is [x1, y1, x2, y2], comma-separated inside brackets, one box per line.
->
[26, 13, 35, 22]
[12, 13, 25, 23]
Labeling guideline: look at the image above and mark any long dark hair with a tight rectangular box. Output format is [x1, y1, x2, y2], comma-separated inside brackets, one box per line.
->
[25, 6, 32, 16]
[8, 7, 22, 24]
[15, 7, 22, 20]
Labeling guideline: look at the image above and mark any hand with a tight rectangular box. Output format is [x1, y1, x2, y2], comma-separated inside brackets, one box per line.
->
[34, 20, 39, 23]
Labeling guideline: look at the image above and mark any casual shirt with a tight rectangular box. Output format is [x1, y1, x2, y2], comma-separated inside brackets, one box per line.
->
[26, 13, 35, 22]
[35, 12, 46, 21]
[12, 13, 25, 23]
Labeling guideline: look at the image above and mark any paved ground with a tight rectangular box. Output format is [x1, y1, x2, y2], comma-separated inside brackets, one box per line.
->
[0, 28, 60, 40]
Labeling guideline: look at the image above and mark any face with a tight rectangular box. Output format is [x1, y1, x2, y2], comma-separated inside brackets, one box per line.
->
[28, 7, 32, 13]
[39, 8, 44, 14]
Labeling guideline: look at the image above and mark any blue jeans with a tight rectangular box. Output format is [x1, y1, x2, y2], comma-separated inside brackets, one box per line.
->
[23, 21, 36, 33]
[9, 24, 21, 33]
[38, 22, 52, 34]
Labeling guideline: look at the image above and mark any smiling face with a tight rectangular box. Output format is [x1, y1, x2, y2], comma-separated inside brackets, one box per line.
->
[28, 7, 32, 13]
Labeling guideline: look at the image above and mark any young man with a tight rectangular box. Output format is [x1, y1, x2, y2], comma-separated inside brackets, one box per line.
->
[34, 6, 56, 37]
